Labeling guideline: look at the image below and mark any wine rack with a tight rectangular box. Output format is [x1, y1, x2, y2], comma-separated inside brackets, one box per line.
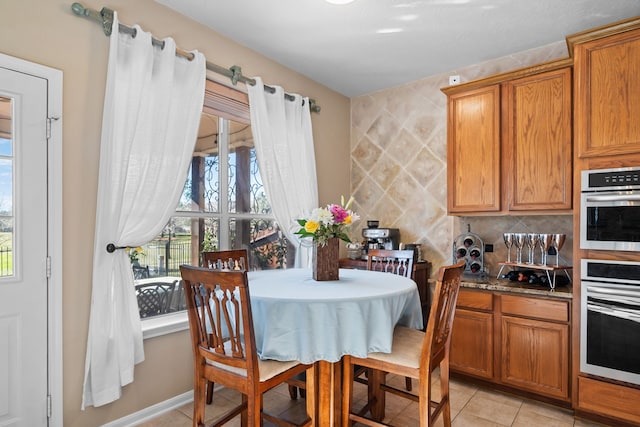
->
[496, 262, 572, 290]
[452, 230, 485, 277]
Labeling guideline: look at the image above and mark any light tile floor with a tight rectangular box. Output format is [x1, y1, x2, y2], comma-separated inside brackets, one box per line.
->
[138, 374, 612, 427]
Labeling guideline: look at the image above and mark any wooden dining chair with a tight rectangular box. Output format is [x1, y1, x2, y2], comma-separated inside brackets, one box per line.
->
[202, 249, 305, 402]
[180, 265, 313, 427]
[366, 249, 416, 391]
[342, 259, 466, 427]
[201, 249, 251, 404]
[366, 249, 415, 278]
[202, 249, 248, 271]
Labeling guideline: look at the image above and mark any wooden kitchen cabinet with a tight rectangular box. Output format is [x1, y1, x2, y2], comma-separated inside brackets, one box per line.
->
[450, 289, 494, 379]
[573, 26, 640, 159]
[577, 376, 640, 425]
[502, 68, 572, 211]
[446, 85, 501, 213]
[443, 62, 573, 215]
[568, 17, 640, 427]
[501, 316, 570, 399]
[450, 288, 571, 403]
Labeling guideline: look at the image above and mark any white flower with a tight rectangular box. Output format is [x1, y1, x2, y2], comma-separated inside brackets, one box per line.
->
[311, 207, 334, 225]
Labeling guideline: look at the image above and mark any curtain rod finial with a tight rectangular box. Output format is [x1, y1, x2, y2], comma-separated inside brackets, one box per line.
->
[71, 2, 88, 16]
[71, 2, 113, 36]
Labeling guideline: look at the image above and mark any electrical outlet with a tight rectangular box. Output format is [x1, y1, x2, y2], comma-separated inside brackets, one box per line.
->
[449, 75, 460, 85]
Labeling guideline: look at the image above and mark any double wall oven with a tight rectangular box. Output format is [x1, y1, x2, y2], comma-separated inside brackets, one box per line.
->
[580, 167, 640, 386]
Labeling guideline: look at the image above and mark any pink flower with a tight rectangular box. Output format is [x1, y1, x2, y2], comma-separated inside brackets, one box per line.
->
[330, 204, 349, 224]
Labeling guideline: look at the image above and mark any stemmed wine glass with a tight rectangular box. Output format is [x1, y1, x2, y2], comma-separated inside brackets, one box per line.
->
[539, 233, 554, 266]
[513, 233, 526, 264]
[552, 234, 566, 267]
[526, 233, 539, 264]
[503, 233, 514, 263]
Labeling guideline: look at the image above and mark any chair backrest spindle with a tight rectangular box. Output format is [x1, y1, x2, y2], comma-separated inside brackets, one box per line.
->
[367, 249, 415, 278]
[202, 249, 248, 271]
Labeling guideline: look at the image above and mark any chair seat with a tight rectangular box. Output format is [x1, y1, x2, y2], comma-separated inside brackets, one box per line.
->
[208, 355, 303, 382]
[366, 326, 424, 371]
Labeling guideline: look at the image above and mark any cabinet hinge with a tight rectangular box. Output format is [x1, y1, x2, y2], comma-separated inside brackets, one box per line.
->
[47, 394, 52, 418]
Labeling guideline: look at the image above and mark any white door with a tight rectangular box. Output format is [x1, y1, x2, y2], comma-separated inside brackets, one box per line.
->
[0, 67, 49, 426]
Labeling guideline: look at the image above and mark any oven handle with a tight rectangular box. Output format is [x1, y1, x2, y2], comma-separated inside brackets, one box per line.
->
[584, 193, 640, 202]
[586, 285, 640, 307]
[587, 285, 640, 299]
[587, 302, 640, 323]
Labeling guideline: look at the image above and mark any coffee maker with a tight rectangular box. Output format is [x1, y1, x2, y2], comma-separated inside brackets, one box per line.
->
[362, 227, 400, 255]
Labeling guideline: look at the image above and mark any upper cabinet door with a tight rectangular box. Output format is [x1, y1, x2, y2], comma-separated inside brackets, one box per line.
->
[447, 85, 501, 214]
[503, 67, 573, 211]
[574, 29, 640, 158]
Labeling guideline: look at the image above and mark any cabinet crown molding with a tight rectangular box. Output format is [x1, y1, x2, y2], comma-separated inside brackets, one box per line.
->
[442, 15, 640, 95]
[566, 15, 640, 56]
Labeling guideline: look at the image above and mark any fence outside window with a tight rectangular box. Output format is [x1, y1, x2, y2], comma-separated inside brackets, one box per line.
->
[0, 246, 11, 277]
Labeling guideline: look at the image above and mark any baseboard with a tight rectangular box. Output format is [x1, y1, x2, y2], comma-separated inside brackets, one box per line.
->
[101, 390, 193, 427]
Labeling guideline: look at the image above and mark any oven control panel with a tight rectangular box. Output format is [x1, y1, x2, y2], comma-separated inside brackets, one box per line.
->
[581, 259, 640, 285]
[582, 166, 640, 191]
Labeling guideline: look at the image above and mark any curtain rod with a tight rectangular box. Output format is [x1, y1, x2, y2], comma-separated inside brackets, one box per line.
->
[70, 2, 321, 113]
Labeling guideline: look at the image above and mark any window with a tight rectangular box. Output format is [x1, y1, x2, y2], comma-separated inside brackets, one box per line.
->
[0, 96, 13, 277]
[134, 80, 293, 320]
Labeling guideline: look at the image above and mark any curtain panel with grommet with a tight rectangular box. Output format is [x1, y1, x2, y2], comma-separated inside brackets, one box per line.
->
[81, 12, 205, 409]
[247, 77, 318, 268]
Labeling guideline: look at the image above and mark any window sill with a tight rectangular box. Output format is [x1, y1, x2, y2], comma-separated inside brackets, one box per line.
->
[141, 311, 189, 339]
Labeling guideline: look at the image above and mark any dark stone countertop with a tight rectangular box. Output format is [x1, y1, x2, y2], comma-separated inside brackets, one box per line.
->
[460, 274, 573, 299]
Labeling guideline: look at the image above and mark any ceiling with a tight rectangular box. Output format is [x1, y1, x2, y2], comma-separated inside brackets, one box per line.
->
[156, 0, 640, 97]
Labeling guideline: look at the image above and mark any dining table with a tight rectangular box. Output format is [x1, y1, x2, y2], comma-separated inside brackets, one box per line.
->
[247, 267, 423, 426]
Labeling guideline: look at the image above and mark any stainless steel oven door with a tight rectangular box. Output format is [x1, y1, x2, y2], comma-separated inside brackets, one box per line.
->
[580, 191, 640, 251]
[581, 280, 640, 386]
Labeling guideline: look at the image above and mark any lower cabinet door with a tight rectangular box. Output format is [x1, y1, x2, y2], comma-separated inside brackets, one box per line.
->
[450, 308, 493, 379]
[501, 315, 569, 400]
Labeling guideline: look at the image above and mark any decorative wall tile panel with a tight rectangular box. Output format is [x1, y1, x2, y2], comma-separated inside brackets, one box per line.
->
[351, 41, 572, 277]
[366, 112, 402, 151]
[370, 157, 401, 190]
[352, 135, 382, 171]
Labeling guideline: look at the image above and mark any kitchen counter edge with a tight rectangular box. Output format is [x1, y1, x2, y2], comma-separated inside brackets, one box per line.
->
[460, 277, 573, 299]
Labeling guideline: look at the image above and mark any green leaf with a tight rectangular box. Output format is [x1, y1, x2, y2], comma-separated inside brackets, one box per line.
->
[337, 232, 351, 243]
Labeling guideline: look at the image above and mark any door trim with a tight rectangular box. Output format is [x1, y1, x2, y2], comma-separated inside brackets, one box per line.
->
[0, 53, 63, 426]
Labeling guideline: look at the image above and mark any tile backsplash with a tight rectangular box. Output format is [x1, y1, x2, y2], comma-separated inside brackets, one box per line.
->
[453, 216, 573, 279]
[350, 40, 572, 277]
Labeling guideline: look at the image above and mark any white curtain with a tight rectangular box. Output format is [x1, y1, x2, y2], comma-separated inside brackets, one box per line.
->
[247, 78, 318, 267]
[82, 13, 205, 408]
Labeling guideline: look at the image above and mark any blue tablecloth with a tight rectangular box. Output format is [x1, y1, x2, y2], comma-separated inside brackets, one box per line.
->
[248, 268, 423, 364]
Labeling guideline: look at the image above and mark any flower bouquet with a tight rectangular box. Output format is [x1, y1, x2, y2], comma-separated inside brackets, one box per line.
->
[294, 196, 359, 246]
[294, 196, 359, 281]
